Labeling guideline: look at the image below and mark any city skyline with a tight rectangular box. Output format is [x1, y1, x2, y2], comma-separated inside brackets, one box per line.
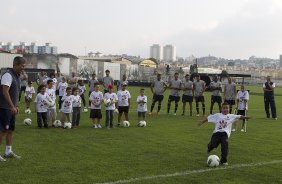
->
[1, 0, 282, 60]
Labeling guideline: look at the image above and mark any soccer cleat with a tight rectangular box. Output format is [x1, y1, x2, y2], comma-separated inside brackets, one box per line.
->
[4, 152, 21, 159]
[273, 118, 278, 120]
[0, 155, 6, 162]
[93, 124, 98, 129]
[97, 124, 102, 128]
[157, 112, 160, 116]
[232, 129, 236, 132]
[147, 112, 152, 116]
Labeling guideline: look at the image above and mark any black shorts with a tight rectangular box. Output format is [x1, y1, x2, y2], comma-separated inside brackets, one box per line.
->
[90, 109, 102, 119]
[153, 94, 164, 102]
[195, 96, 205, 103]
[0, 108, 16, 132]
[20, 86, 26, 92]
[168, 95, 180, 102]
[56, 90, 59, 96]
[118, 106, 129, 114]
[224, 100, 235, 105]
[182, 95, 193, 103]
[237, 109, 246, 116]
[211, 96, 222, 104]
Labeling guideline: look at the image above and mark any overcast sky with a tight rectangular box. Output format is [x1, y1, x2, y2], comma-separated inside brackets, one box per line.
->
[1, 0, 282, 59]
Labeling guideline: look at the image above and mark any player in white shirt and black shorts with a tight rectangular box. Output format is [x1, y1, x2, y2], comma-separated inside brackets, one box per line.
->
[181, 74, 193, 116]
[167, 72, 182, 115]
[89, 84, 103, 128]
[209, 75, 222, 114]
[117, 82, 131, 126]
[193, 74, 206, 116]
[199, 102, 250, 165]
[233, 85, 249, 132]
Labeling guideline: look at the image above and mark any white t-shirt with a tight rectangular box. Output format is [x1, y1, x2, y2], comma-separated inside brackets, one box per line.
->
[58, 82, 68, 96]
[61, 95, 74, 113]
[208, 113, 241, 137]
[43, 77, 57, 90]
[46, 88, 56, 109]
[237, 90, 249, 110]
[117, 90, 131, 107]
[25, 86, 35, 99]
[104, 92, 118, 110]
[78, 85, 86, 96]
[72, 95, 81, 108]
[1, 73, 12, 87]
[34, 93, 52, 112]
[89, 91, 103, 109]
[137, 95, 147, 112]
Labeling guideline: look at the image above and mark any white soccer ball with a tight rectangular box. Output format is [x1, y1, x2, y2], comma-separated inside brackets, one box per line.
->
[138, 121, 147, 127]
[25, 109, 31, 114]
[207, 155, 220, 167]
[23, 118, 32, 126]
[104, 99, 111, 105]
[123, 121, 130, 127]
[83, 108, 88, 112]
[53, 120, 62, 128]
[64, 122, 72, 129]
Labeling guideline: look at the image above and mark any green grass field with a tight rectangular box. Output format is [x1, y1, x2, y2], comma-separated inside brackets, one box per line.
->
[0, 85, 281, 184]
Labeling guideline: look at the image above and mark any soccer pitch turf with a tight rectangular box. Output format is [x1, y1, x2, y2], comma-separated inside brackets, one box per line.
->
[0, 85, 281, 184]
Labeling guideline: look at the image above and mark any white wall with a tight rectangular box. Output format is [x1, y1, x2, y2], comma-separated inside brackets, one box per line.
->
[104, 62, 120, 80]
[0, 53, 23, 68]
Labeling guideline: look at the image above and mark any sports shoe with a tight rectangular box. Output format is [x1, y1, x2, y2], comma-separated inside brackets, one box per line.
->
[241, 129, 244, 132]
[221, 162, 228, 166]
[232, 129, 236, 132]
[0, 155, 6, 162]
[174, 113, 176, 116]
[93, 124, 98, 129]
[273, 118, 278, 120]
[196, 114, 200, 117]
[147, 112, 152, 116]
[97, 124, 102, 128]
[4, 152, 21, 159]
[157, 112, 160, 116]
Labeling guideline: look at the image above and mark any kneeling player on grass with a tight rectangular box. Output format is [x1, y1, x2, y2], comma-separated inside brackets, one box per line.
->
[198, 102, 250, 165]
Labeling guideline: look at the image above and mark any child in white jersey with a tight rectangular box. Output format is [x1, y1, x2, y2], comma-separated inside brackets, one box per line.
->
[117, 82, 131, 127]
[198, 102, 250, 165]
[72, 87, 82, 128]
[137, 89, 147, 124]
[104, 85, 118, 128]
[46, 79, 56, 127]
[89, 84, 103, 128]
[78, 79, 86, 109]
[57, 77, 68, 110]
[233, 85, 249, 132]
[25, 81, 35, 111]
[34, 84, 53, 128]
[61, 87, 74, 127]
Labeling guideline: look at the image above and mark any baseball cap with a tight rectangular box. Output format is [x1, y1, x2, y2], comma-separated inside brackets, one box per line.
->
[108, 84, 113, 89]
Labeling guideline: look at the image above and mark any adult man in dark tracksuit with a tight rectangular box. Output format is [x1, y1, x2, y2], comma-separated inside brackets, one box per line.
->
[0, 56, 26, 161]
[263, 76, 277, 120]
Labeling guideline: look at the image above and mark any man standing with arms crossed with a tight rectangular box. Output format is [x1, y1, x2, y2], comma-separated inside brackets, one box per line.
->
[0, 56, 25, 161]
[263, 76, 277, 120]
[224, 76, 237, 114]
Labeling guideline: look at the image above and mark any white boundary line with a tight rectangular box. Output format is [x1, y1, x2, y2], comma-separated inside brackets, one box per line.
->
[95, 160, 282, 184]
